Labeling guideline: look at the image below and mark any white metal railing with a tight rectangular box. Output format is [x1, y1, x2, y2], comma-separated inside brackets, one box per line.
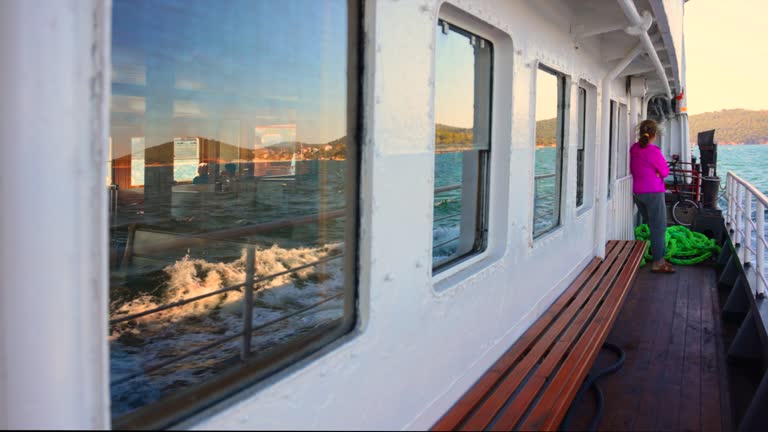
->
[726, 172, 767, 297]
[611, 176, 634, 240]
[435, 183, 461, 194]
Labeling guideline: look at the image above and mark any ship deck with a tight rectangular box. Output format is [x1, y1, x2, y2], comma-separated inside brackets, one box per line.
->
[563, 264, 751, 432]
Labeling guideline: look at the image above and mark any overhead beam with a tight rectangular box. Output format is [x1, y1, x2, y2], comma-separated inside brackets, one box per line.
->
[617, 0, 672, 98]
[619, 64, 655, 77]
[571, 6, 628, 34]
[573, 23, 625, 39]
[602, 33, 666, 62]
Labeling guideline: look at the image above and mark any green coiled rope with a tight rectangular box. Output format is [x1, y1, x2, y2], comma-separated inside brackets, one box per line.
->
[634, 224, 721, 266]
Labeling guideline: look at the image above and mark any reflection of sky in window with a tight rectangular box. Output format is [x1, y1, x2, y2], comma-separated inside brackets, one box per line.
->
[535, 68, 559, 120]
[111, 0, 347, 151]
[435, 25, 474, 129]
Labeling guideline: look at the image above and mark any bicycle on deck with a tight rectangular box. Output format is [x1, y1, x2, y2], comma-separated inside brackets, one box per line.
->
[666, 154, 701, 226]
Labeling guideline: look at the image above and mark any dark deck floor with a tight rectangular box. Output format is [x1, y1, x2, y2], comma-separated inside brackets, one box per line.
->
[564, 264, 733, 432]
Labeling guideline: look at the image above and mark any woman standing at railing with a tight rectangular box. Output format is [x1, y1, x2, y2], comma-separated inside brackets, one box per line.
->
[630, 119, 675, 273]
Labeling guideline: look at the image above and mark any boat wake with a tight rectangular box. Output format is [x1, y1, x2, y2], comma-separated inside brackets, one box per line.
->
[109, 242, 345, 416]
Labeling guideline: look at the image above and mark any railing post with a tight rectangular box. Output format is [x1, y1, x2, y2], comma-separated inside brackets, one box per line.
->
[757, 201, 766, 297]
[745, 192, 753, 266]
[732, 176, 737, 226]
[241, 244, 256, 360]
[727, 175, 734, 228]
[735, 183, 743, 246]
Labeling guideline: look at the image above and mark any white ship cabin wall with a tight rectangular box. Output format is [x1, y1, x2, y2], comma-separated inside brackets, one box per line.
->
[0, 0, 684, 429]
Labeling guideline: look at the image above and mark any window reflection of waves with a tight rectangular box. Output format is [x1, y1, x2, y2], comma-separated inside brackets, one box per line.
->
[109, 242, 345, 416]
[533, 145, 559, 236]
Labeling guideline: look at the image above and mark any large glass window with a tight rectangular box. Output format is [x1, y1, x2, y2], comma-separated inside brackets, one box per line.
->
[432, 19, 493, 272]
[107, 0, 357, 427]
[533, 66, 566, 237]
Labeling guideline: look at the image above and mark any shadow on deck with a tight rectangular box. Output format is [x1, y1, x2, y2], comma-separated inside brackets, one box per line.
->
[563, 264, 764, 432]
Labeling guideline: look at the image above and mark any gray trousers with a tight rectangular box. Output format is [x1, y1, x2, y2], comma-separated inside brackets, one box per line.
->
[634, 192, 667, 261]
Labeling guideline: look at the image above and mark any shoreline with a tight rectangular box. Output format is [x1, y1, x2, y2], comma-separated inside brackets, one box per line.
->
[252, 158, 345, 162]
[689, 142, 768, 146]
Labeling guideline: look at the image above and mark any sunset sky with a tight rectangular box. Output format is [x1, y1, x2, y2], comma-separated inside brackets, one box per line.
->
[685, 0, 768, 115]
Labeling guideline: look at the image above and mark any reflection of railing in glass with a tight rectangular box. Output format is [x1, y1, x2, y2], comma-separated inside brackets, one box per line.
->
[534, 173, 557, 235]
[109, 212, 345, 386]
[109, 209, 347, 418]
[108, 184, 119, 227]
[432, 183, 462, 264]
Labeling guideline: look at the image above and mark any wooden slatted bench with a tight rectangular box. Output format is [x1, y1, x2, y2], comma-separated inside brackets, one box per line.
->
[433, 240, 647, 431]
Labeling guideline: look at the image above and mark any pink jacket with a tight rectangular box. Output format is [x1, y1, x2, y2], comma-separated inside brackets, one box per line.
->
[630, 142, 669, 194]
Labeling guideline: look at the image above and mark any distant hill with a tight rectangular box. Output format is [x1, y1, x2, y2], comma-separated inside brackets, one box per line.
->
[689, 109, 768, 144]
[534, 118, 558, 147]
[261, 136, 346, 160]
[435, 124, 473, 151]
[436, 120, 559, 148]
[534, 109, 768, 146]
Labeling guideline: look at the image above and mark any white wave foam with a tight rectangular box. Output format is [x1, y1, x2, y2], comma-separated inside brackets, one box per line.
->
[432, 225, 460, 261]
[434, 197, 460, 207]
[109, 242, 346, 415]
[111, 242, 343, 334]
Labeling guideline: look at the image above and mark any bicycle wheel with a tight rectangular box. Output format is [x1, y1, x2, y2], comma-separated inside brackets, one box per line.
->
[672, 199, 699, 226]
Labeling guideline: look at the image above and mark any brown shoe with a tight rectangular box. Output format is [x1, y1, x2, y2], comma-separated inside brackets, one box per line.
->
[651, 261, 675, 273]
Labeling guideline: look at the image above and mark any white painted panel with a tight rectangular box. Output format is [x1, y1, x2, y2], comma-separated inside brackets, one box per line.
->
[0, 0, 111, 428]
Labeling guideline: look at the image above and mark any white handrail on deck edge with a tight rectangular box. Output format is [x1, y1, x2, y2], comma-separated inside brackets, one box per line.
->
[726, 172, 768, 298]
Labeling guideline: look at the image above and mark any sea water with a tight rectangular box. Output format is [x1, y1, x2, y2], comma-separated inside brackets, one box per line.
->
[701, 145, 768, 278]
[692, 144, 768, 233]
[699, 144, 768, 201]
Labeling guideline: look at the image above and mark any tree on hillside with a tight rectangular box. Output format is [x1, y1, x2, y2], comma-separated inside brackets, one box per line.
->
[689, 109, 768, 144]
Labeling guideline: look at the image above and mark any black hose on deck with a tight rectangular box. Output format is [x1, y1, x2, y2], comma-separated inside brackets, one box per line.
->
[559, 342, 626, 432]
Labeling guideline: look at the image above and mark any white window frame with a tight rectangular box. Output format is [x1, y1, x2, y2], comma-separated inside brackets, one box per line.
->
[430, 4, 512, 291]
[532, 64, 569, 239]
[431, 18, 493, 274]
[576, 80, 597, 215]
